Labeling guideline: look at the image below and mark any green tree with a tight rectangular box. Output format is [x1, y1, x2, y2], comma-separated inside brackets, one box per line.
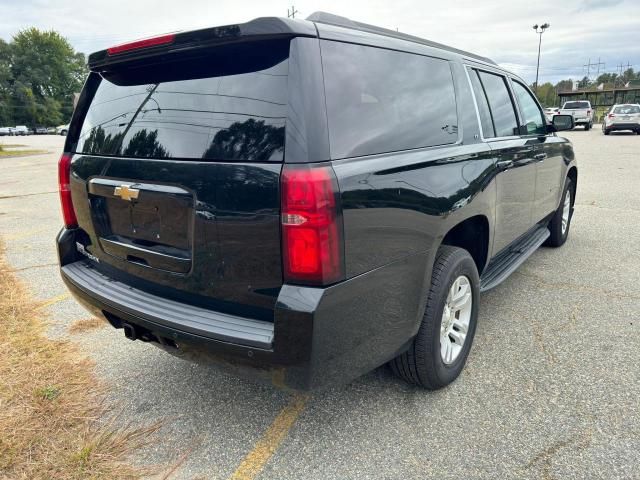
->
[0, 39, 12, 125]
[533, 82, 557, 107]
[4, 28, 87, 126]
[555, 79, 574, 92]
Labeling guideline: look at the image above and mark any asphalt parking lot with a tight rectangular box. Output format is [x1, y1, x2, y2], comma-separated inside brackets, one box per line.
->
[1, 130, 639, 479]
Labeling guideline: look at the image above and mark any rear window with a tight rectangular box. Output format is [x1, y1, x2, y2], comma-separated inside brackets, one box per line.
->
[564, 101, 590, 109]
[75, 41, 289, 161]
[321, 41, 458, 159]
[613, 105, 640, 114]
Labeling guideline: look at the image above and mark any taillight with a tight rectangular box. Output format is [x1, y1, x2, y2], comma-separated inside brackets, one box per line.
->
[608, 113, 615, 118]
[58, 153, 77, 228]
[107, 33, 175, 55]
[281, 164, 344, 286]
[587, 109, 591, 115]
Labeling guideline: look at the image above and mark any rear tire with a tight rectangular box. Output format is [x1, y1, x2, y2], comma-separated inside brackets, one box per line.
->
[390, 246, 479, 389]
[584, 123, 591, 131]
[546, 177, 574, 247]
[604, 128, 610, 135]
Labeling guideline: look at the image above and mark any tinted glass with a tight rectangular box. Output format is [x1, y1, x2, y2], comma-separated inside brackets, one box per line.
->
[512, 81, 546, 135]
[564, 101, 590, 109]
[613, 105, 640, 114]
[76, 41, 289, 161]
[468, 68, 495, 138]
[478, 72, 519, 137]
[321, 41, 458, 158]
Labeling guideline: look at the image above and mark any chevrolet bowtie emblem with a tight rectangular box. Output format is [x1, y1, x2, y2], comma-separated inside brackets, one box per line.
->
[113, 185, 140, 201]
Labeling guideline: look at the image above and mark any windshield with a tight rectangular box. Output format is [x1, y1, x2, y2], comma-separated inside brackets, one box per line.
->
[564, 101, 590, 109]
[613, 105, 640, 114]
[75, 40, 289, 161]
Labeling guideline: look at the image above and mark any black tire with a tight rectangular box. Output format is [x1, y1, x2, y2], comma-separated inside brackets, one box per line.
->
[603, 128, 610, 135]
[390, 246, 480, 389]
[584, 123, 591, 131]
[546, 177, 575, 247]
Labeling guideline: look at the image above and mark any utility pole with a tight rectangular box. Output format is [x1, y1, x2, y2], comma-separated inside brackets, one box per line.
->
[532, 23, 550, 93]
[584, 58, 591, 80]
[582, 58, 604, 85]
[595, 57, 605, 78]
[287, 5, 299, 18]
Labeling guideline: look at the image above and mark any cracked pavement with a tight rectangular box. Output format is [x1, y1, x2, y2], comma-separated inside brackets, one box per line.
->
[0, 130, 638, 479]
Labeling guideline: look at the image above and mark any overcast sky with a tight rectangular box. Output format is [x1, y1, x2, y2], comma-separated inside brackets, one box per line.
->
[1, 0, 638, 84]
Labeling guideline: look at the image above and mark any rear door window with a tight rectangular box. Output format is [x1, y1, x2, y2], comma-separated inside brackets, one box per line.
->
[75, 41, 289, 161]
[321, 41, 458, 158]
[477, 71, 519, 137]
[467, 68, 496, 138]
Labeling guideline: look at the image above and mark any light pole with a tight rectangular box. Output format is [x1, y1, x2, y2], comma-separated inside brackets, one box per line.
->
[532, 23, 550, 93]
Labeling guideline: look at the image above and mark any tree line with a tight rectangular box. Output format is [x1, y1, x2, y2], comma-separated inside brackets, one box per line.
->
[0, 28, 87, 127]
[534, 68, 640, 107]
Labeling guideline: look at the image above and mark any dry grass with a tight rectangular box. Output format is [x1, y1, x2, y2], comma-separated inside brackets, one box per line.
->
[0, 242, 164, 479]
[0, 149, 47, 157]
[69, 316, 108, 334]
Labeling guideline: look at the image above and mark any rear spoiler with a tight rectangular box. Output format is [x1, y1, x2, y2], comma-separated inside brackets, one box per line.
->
[88, 17, 317, 70]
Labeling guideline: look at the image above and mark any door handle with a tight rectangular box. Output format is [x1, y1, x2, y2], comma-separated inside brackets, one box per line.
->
[496, 160, 514, 169]
[534, 153, 547, 161]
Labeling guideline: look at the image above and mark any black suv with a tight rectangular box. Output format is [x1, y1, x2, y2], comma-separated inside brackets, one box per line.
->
[57, 12, 577, 390]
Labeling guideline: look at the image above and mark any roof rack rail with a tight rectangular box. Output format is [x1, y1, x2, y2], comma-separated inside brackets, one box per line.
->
[306, 11, 497, 66]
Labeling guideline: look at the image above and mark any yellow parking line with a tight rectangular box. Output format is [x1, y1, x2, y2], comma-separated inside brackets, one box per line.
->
[228, 393, 309, 480]
[38, 293, 71, 309]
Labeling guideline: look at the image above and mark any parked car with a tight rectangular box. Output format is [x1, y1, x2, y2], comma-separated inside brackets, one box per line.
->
[34, 126, 49, 134]
[544, 107, 560, 122]
[602, 104, 640, 135]
[57, 12, 577, 391]
[0, 126, 13, 136]
[558, 100, 593, 130]
[47, 127, 57, 134]
[13, 125, 30, 136]
[56, 124, 69, 136]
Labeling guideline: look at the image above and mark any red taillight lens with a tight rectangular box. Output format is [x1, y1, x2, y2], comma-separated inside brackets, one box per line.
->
[107, 33, 175, 55]
[281, 165, 344, 286]
[587, 109, 591, 115]
[58, 153, 77, 228]
[608, 113, 615, 118]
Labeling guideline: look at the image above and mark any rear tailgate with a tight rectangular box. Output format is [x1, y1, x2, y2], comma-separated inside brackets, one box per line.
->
[65, 35, 323, 322]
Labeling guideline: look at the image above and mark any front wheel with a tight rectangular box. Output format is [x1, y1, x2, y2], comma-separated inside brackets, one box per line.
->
[390, 246, 479, 389]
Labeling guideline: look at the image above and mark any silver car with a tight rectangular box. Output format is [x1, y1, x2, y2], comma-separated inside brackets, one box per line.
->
[603, 104, 640, 135]
[544, 107, 559, 122]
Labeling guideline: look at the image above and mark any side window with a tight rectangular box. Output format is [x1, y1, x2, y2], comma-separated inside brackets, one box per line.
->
[321, 41, 459, 158]
[512, 81, 546, 135]
[467, 68, 495, 138]
[477, 71, 519, 137]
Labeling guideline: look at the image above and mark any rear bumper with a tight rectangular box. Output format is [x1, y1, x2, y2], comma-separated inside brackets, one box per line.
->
[604, 123, 640, 131]
[58, 228, 429, 390]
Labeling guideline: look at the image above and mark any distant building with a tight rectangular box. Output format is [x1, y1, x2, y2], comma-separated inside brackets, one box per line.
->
[558, 85, 640, 121]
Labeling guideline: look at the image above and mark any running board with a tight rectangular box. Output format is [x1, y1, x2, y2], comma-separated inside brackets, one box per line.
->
[480, 227, 550, 292]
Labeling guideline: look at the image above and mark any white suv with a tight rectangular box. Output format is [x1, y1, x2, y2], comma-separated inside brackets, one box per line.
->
[13, 125, 30, 136]
[603, 104, 640, 135]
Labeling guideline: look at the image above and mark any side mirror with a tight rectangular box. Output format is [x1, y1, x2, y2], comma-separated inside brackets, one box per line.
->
[551, 114, 574, 132]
